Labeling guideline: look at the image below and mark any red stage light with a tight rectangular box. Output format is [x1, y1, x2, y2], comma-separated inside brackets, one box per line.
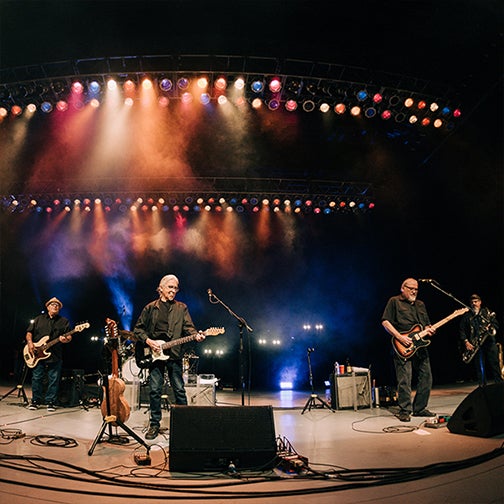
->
[269, 78, 282, 93]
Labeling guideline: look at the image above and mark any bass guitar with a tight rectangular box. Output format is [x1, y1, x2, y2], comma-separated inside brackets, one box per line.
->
[135, 327, 225, 368]
[101, 318, 130, 424]
[23, 322, 90, 368]
[392, 308, 469, 359]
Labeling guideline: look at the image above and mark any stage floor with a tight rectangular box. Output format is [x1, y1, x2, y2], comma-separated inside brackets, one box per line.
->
[0, 381, 503, 503]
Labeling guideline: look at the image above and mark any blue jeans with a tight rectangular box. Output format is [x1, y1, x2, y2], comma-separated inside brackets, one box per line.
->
[31, 360, 63, 404]
[149, 359, 187, 427]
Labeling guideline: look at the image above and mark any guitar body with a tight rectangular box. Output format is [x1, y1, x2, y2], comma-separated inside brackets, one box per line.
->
[392, 325, 431, 359]
[23, 335, 51, 368]
[102, 319, 131, 424]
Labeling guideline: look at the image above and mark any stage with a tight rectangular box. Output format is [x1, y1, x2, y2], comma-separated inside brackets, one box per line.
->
[0, 381, 503, 503]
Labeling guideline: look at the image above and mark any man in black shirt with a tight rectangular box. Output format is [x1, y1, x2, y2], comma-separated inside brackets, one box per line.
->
[25, 297, 71, 411]
[382, 278, 436, 422]
[134, 274, 205, 440]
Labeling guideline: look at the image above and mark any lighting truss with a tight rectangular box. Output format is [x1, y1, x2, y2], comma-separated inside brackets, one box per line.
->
[0, 178, 375, 216]
[0, 55, 462, 131]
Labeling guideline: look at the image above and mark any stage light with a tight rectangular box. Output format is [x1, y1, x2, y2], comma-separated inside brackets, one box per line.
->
[409, 115, 418, 124]
[197, 77, 208, 89]
[234, 77, 245, 90]
[56, 100, 68, 112]
[159, 78, 172, 92]
[217, 95, 227, 105]
[41, 101, 53, 113]
[177, 77, 189, 90]
[323, 208, 331, 214]
[268, 99, 280, 110]
[268, 78, 282, 93]
[200, 93, 211, 105]
[441, 106, 451, 116]
[417, 100, 426, 110]
[107, 79, 117, 91]
[142, 78, 153, 90]
[334, 103, 346, 114]
[381, 110, 392, 120]
[0, 107, 7, 118]
[280, 381, 293, 390]
[214, 77, 227, 91]
[250, 197, 258, 205]
[433, 118, 443, 128]
[181, 92, 193, 104]
[404, 97, 414, 108]
[11, 105, 22, 116]
[89, 98, 100, 108]
[430, 102, 439, 112]
[350, 106, 361, 116]
[251, 98, 262, 109]
[26, 103, 37, 113]
[453, 108, 461, 118]
[124, 80, 136, 93]
[302, 100, 315, 112]
[421, 117, 430, 126]
[364, 107, 376, 118]
[236, 205, 244, 213]
[72, 81, 84, 94]
[251, 80, 264, 93]
[356, 90, 368, 101]
[373, 93, 383, 103]
[88, 80, 101, 94]
[285, 99, 297, 111]
[319, 102, 330, 113]
[125, 97, 134, 107]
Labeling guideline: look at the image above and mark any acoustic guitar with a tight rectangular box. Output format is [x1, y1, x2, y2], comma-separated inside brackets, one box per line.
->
[101, 318, 131, 424]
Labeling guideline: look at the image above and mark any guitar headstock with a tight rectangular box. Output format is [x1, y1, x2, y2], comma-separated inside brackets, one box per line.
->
[456, 308, 470, 316]
[204, 327, 225, 336]
[75, 322, 90, 333]
[105, 318, 119, 339]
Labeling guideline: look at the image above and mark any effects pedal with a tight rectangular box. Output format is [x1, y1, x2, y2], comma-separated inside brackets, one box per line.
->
[134, 452, 151, 465]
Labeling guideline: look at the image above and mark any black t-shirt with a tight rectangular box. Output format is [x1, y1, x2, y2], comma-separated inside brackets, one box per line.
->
[382, 295, 431, 332]
[26, 313, 71, 361]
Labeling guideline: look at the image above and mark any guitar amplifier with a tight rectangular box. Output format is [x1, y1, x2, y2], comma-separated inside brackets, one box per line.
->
[330, 372, 372, 410]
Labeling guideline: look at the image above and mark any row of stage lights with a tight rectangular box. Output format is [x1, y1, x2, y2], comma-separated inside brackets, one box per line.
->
[0, 74, 461, 128]
[1, 195, 376, 215]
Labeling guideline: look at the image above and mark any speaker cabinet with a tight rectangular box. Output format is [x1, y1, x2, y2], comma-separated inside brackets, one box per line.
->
[330, 372, 372, 410]
[169, 406, 277, 472]
[448, 383, 504, 437]
[58, 369, 84, 407]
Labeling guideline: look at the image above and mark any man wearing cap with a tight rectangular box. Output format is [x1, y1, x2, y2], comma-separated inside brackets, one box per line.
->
[459, 294, 502, 386]
[25, 297, 71, 411]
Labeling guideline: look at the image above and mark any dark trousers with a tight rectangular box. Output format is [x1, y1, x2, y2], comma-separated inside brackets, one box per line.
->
[31, 360, 63, 404]
[148, 359, 187, 427]
[474, 337, 503, 386]
[394, 349, 432, 414]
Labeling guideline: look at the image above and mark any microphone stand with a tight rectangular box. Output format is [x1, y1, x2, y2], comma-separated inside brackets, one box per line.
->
[424, 280, 468, 309]
[208, 290, 253, 406]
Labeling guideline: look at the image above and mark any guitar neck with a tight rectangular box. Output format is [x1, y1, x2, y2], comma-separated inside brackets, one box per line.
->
[161, 333, 198, 351]
[43, 328, 76, 350]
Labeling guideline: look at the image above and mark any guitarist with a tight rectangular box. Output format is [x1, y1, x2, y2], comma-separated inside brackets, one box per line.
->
[459, 293, 502, 386]
[25, 297, 71, 412]
[381, 278, 436, 422]
[133, 274, 205, 440]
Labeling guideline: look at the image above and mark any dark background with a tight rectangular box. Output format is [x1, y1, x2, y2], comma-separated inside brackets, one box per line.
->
[0, 1, 502, 390]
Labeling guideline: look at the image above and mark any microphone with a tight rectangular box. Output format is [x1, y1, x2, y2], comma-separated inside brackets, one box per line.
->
[207, 289, 213, 300]
[418, 278, 435, 283]
[307, 347, 315, 352]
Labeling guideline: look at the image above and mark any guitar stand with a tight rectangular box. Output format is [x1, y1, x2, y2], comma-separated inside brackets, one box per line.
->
[301, 348, 335, 415]
[88, 375, 150, 456]
[0, 364, 29, 405]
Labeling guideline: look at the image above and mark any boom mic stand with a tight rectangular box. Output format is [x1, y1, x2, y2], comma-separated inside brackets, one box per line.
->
[0, 362, 29, 405]
[207, 289, 253, 406]
[301, 348, 334, 414]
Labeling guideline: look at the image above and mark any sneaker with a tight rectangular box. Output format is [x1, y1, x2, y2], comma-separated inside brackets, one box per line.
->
[397, 411, 411, 422]
[145, 425, 159, 440]
[47, 403, 56, 412]
[413, 409, 435, 417]
[28, 402, 39, 410]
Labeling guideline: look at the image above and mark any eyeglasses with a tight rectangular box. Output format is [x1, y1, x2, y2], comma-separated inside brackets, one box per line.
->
[49, 302, 60, 306]
[165, 285, 179, 291]
[404, 286, 418, 292]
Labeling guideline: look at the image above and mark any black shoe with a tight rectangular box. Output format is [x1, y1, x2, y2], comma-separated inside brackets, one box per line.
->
[397, 411, 411, 422]
[28, 402, 39, 410]
[145, 426, 159, 440]
[413, 409, 435, 417]
[47, 403, 56, 412]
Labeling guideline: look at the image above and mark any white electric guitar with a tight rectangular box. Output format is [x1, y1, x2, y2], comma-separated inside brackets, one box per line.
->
[135, 327, 225, 368]
[23, 323, 90, 368]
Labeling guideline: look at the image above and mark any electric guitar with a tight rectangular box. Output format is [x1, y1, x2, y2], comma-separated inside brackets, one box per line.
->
[392, 308, 468, 359]
[135, 327, 225, 368]
[23, 323, 90, 368]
